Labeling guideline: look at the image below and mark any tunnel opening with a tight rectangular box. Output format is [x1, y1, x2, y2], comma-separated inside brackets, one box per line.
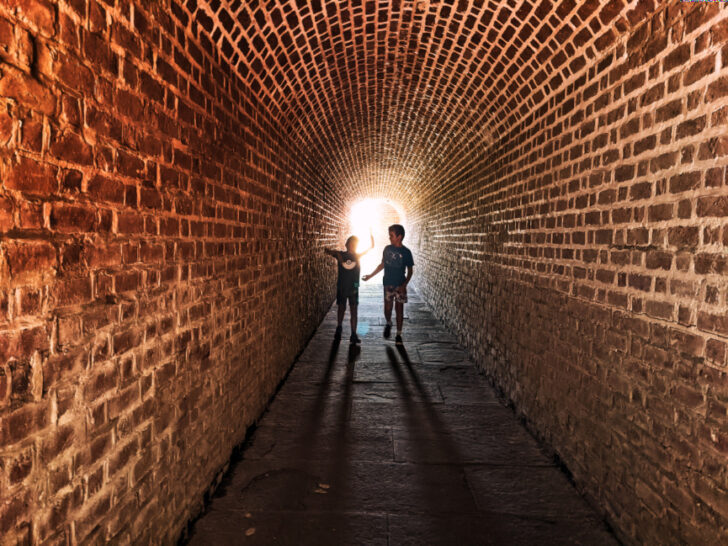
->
[349, 198, 407, 275]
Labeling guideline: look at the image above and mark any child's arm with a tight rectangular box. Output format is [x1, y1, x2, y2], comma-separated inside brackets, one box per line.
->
[356, 232, 376, 259]
[398, 265, 413, 291]
[362, 262, 383, 281]
[324, 249, 342, 263]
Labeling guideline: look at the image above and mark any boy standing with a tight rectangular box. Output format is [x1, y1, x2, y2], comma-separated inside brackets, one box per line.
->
[362, 224, 414, 345]
[325, 233, 374, 344]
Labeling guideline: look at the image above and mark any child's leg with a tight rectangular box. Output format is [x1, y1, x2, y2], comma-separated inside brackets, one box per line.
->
[384, 300, 393, 322]
[337, 303, 346, 326]
[383, 287, 393, 338]
[395, 302, 404, 333]
[350, 303, 358, 334]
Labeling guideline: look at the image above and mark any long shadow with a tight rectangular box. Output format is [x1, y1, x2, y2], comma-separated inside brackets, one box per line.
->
[183, 327, 346, 543]
[323, 344, 360, 541]
[260, 338, 358, 542]
[387, 345, 465, 464]
[383, 344, 495, 545]
[285, 336, 343, 470]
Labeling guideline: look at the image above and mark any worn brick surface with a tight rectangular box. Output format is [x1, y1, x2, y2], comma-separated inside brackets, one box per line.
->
[405, 4, 728, 545]
[1, 0, 728, 544]
[0, 1, 338, 544]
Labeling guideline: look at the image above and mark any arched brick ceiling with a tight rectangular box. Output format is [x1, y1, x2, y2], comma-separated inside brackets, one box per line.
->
[181, 0, 658, 210]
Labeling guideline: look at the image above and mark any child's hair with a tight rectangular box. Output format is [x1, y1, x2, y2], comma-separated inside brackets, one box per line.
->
[388, 224, 405, 239]
[345, 235, 358, 248]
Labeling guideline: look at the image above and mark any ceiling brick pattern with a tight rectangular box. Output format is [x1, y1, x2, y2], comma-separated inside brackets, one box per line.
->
[186, 0, 662, 205]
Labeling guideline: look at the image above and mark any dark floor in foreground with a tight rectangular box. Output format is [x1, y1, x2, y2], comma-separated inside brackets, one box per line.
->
[186, 284, 617, 545]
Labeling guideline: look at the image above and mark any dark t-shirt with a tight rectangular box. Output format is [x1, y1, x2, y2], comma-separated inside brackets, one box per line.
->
[382, 245, 414, 286]
[337, 251, 360, 293]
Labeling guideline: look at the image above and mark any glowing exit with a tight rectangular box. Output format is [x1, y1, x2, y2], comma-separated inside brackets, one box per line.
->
[349, 198, 405, 277]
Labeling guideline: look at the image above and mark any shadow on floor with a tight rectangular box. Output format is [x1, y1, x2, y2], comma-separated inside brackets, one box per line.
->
[183, 287, 618, 546]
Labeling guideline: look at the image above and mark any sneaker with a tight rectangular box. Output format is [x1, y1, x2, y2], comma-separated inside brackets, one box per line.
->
[395, 334, 403, 345]
[334, 325, 342, 339]
[350, 333, 361, 345]
[383, 323, 392, 338]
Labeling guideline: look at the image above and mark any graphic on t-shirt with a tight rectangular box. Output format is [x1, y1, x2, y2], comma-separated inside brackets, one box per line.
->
[342, 259, 357, 270]
[384, 248, 402, 267]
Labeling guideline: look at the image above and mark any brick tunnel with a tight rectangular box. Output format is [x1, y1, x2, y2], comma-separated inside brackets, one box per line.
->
[0, 0, 727, 543]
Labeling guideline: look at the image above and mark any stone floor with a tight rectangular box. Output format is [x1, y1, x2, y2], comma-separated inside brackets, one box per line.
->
[186, 284, 617, 545]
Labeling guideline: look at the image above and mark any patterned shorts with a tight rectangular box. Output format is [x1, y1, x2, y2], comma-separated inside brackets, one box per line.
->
[384, 285, 407, 304]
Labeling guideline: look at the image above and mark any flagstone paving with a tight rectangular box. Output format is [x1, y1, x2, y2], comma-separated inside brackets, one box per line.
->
[186, 285, 617, 545]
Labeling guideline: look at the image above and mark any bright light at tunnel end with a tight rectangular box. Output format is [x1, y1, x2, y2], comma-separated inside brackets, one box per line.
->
[349, 198, 406, 278]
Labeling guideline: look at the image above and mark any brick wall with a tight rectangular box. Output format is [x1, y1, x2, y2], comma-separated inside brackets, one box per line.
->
[413, 3, 728, 543]
[3, 0, 727, 543]
[0, 1, 340, 543]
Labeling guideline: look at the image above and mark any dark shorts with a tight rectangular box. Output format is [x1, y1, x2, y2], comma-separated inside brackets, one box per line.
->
[337, 288, 359, 306]
[384, 285, 407, 304]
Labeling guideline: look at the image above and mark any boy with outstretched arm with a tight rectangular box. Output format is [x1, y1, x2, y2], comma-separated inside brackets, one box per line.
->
[362, 224, 414, 345]
[325, 232, 374, 344]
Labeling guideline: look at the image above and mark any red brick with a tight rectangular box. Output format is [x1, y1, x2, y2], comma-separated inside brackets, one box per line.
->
[648, 203, 673, 222]
[0, 3, 723, 544]
[113, 329, 142, 355]
[676, 116, 706, 140]
[684, 55, 715, 86]
[0, 489, 31, 534]
[54, 51, 94, 94]
[663, 43, 690, 72]
[52, 277, 92, 307]
[0, 106, 13, 147]
[706, 339, 726, 366]
[646, 251, 672, 270]
[668, 226, 699, 248]
[697, 196, 728, 217]
[61, 169, 83, 193]
[0, 17, 12, 50]
[39, 424, 76, 463]
[646, 300, 673, 320]
[669, 171, 701, 194]
[633, 135, 656, 156]
[51, 203, 97, 233]
[5, 156, 58, 194]
[0, 197, 13, 232]
[117, 212, 145, 234]
[0, 402, 49, 447]
[19, 115, 43, 152]
[11, 0, 55, 35]
[84, 243, 122, 268]
[84, 363, 118, 402]
[698, 136, 728, 160]
[655, 99, 682, 122]
[650, 152, 677, 173]
[49, 130, 93, 165]
[86, 174, 125, 204]
[8, 448, 34, 484]
[0, 65, 56, 115]
[4, 241, 56, 281]
[698, 311, 728, 336]
[673, 385, 703, 408]
[670, 328, 704, 357]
